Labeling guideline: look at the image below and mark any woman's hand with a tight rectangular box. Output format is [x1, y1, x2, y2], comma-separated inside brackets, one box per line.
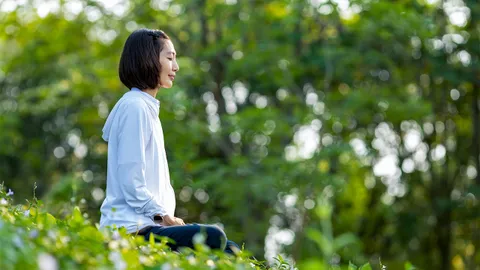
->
[158, 215, 185, 226]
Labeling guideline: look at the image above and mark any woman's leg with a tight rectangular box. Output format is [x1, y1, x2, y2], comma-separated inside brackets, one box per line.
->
[225, 240, 241, 255]
[140, 224, 227, 251]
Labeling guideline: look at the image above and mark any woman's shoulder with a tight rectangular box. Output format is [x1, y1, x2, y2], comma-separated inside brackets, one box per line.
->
[118, 97, 149, 113]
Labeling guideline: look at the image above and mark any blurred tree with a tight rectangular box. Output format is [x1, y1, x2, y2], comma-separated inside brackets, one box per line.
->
[0, 0, 478, 269]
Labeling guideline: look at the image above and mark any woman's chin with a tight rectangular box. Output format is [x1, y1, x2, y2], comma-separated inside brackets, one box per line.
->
[160, 82, 173, 88]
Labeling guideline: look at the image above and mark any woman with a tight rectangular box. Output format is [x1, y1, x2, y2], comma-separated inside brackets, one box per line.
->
[99, 28, 239, 255]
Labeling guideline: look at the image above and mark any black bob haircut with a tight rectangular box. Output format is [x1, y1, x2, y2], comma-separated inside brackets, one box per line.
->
[119, 28, 170, 90]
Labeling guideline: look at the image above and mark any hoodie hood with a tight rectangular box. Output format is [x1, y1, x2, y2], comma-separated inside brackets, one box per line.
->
[102, 87, 160, 142]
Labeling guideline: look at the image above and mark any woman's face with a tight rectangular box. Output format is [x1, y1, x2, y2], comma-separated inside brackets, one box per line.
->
[158, 39, 179, 89]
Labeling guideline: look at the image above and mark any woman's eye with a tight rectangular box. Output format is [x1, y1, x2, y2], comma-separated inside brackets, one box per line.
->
[167, 58, 173, 61]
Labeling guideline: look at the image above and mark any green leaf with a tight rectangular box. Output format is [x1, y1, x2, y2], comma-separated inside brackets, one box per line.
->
[45, 213, 57, 227]
[360, 263, 372, 270]
[349, 261, 358, 270]
[297, 259, 327, 270]
[333, 233, 358, 250]
[405, 262, 417, 270]
[306, 228, 333, 255]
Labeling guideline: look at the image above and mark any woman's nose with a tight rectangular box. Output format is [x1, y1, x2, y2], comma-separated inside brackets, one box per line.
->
[173, 60, 179, 72]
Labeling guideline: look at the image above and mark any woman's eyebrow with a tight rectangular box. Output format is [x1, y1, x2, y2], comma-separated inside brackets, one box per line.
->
[166, 51, 176, 56]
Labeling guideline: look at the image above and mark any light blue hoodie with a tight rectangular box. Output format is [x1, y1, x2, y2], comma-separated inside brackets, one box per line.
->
[99, 88, 176, 233]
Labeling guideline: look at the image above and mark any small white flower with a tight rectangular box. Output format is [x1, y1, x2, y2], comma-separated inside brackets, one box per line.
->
[112, 230, 121, 240]
[0, 198, 7, 205]
[161, 263, 172, 270]
[187, 255, 196, 265]
[108, 251, 126, 270]
[6, 189, 14, 196]
[60, 236, 70, 244]
[38, 253, 58, 270]
[139, 256, 148, 264]
[206, 259, 215, 268]
[108, 241, 119, 250]
[120, 239, 129, 248]
[24, 210, 30, 217]
[48, 230, 57, 239]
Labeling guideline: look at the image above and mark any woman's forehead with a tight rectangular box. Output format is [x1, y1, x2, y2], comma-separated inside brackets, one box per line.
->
[162, 40, 176, 55]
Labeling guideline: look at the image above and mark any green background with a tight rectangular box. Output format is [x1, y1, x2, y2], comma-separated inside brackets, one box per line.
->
[0, 0, 479, 269]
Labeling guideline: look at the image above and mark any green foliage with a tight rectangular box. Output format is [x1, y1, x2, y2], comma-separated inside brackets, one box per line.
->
[0, 186, 269, 270]
[1, 0, 480, 269]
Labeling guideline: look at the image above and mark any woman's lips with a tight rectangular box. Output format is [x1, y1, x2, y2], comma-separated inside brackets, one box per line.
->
[168, 75, 175, 81]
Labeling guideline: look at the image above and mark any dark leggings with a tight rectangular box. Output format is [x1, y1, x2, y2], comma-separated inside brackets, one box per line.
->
[139, 224, 240, 255]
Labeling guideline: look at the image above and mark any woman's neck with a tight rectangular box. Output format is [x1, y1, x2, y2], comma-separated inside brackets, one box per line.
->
[143, 88, 159, 98]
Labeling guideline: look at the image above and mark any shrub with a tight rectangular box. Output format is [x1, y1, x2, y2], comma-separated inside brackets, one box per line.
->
[0, 185, 269, 270]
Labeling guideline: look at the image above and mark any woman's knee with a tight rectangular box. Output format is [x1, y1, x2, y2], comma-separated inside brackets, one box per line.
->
[203, 225, 227, 250]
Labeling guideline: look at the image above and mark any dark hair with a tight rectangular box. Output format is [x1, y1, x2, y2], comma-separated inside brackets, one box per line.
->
[119, 28, 170, 90]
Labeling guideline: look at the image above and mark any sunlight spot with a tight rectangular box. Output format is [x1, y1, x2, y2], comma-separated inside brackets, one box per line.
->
[276, 88, 289, 101]
[304, 199, 315, 209]
[85, 6, 102, 22]
[53, 146, 66, 159]
[402, 158, 415, 173]
[311, 119, 322, 131]
[232, 51, 243, 60]
[274, 229, 295, 245]
[284, 145, 297, 161]
[92, 188, 105, 201]
[466, 165, 477, 180]
[179, 186, 192, 202]
[450, 89, 460, 100]
[430, 144, 446, 161]
[233, 82, 249, 104]
[305, 92, 318, 106]
[36, 0, 60, 18]
[435, 121, 445, 133]
[1, 0, 17, 12]
[293, 125, 320, 159]
[318, 4, 333, 15]
[457, 50, 471, 66]
[194, 189, 209, 204]
[284, 194, 297, 207]
[381, 193, 395, 205]
[125, 21, 138, 32]
[67, 133, 80, 148]
[374, 155, 398, 177]
[74, 144, 88, 159]
[404, 129, 422, 152]
[313, 101, 325, 115]
[350, 138, 367, 156]
[255, 96, 268, 109]
[82, 170, 93, 183]
[448, 10, 468, 27]
[229, 131, 241, 144]
[423, 122, 434, 135]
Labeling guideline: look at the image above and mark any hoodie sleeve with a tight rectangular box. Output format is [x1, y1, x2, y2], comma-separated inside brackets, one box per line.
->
[116, 101, 168, 218]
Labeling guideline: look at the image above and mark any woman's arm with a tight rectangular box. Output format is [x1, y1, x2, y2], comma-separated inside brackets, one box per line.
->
[116, 101, 168, 218]
[117, 162, 168, 217]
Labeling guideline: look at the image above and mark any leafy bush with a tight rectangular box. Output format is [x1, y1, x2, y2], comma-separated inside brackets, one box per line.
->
[0, 184, 418, 270]
[0, 185, 268, 270]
